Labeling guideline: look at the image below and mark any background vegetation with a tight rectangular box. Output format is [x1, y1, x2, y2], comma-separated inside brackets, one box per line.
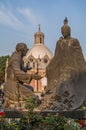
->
[0, 55, 9, 84]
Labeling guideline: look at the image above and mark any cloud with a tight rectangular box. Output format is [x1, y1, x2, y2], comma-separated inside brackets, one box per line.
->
[0, 3, 45, 36]
[17, 7, 38, 25]
[0, 4, 25, 31]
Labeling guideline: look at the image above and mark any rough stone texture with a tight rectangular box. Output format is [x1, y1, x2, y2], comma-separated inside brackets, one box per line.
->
[4, 43, 41, 109]
[46, 38, 86, 90]
[39, 18, 86, 111]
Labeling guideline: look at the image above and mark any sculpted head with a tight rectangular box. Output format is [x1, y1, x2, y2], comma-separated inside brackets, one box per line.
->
[61, 17, 71, 39]
[16, 43, 28, 57]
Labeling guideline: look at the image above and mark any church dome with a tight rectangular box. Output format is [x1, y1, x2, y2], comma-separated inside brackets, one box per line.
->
[24, 25, 53, 60]
[25, 43, 53, 59]
[24, 25, 53, 69]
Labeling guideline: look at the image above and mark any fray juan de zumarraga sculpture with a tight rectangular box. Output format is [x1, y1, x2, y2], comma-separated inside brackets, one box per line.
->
[39, 18, 86, 111]
[4, 43, 41, 109]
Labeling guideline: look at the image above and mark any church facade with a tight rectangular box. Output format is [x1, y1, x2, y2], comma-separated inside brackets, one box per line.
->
[23, 25, 53, 94]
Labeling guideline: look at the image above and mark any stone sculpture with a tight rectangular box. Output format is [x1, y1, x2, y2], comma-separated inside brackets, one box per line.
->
[4, 43, 41, 109]
[40, 18, 86, 111]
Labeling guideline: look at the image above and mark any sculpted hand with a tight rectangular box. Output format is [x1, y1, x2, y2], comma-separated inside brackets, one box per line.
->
[32, 73, 42, 80]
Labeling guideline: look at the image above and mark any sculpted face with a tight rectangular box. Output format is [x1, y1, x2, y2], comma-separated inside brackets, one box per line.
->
[22, 45, 28, 56]
[61, 25, 71, 38]
[61, 17, 71, 39]
[16, 43, 28, 57]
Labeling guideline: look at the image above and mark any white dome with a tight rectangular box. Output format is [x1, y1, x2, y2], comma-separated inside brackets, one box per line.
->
[25, 44, 53, 59]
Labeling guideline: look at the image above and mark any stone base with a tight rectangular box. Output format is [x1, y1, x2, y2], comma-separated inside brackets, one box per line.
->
[37, 109, 85, 119]
[4, 109, 85, 119]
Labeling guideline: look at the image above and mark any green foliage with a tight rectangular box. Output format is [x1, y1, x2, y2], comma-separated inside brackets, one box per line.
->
[0, 118, 8, 130]
[64, 119, 81, 130]
[0, 55, 10, 84]
[24, 96, 81, 130]
[25, 96, 38, 118]
[0, 116, 83, 130]
[0, 96, 84, 130]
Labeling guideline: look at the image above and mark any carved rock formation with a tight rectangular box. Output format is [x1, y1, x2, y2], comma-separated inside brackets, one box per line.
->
[39, 18, 86, 111]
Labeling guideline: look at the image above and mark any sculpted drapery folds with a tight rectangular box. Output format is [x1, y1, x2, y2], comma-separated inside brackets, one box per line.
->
[40, 18, 86, 111]
[4, 43, 41, 109]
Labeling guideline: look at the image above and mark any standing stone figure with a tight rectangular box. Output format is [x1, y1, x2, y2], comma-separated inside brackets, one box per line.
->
[40, 18, 86, 111]
[4, 43, 41, 109]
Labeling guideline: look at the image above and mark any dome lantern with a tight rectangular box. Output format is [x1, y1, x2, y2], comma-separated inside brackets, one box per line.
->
[34, 24, 44, 45]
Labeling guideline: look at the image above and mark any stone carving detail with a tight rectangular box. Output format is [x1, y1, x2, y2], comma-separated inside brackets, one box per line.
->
[4, 43, 41, 109]
[40, 18, 86, 111]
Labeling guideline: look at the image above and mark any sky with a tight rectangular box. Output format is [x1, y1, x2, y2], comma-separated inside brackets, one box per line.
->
[0, 0, 86, 59]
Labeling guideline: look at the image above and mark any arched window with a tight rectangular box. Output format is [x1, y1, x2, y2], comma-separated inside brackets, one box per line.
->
[44, 58, 48, 63]
[33, 62, 35, 68]
[40, 37, 42, 43]
[29, 58, 33, 62]
[28, 61, 30, 67]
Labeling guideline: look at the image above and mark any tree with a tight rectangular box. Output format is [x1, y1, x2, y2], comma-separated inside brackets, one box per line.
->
[0, 55, 10, 84]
